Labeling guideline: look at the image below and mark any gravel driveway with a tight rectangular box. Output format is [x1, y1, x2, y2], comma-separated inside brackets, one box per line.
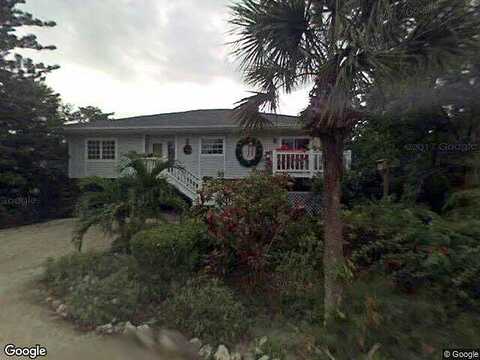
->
[0, 219, 169, 360]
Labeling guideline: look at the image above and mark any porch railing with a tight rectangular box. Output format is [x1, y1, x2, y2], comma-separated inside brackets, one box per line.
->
[140, 157, 202, 201]
[272, 150, 352, 178]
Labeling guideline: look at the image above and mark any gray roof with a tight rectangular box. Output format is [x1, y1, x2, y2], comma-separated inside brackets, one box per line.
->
[64, 109, 301, 131]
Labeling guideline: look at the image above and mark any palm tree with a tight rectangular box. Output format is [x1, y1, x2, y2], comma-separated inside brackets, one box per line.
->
[229, 0, 480, 321]
[73, 153, 185, 251]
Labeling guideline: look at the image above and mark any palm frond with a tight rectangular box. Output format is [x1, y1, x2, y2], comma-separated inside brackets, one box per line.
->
[229, 0, 319, 81]
[233, 91, 277, 130]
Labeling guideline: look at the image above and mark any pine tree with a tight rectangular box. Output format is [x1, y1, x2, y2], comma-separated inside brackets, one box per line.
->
[0, 0, 67, 225]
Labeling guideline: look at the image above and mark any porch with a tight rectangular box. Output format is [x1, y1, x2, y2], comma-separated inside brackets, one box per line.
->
[140, 149, 351, 201]
[271, 150, 352, 178]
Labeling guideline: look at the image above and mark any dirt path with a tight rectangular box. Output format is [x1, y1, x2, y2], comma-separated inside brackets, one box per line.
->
[0, 219, 167, 360]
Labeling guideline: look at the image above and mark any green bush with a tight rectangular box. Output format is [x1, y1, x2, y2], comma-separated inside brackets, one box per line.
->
[66, 268, 140, 326]
[43, 252, 137, 296]
[130, 221, 210, 295]
[160, 278, 248, 344]
[43, 251, 140, 327]
[311, 277, 480, 360]
[442, 188, 480, 220]
[271, 233, 324, 323]
[344, 200, 480, 310]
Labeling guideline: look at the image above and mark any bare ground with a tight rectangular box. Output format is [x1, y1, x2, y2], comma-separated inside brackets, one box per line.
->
[0, 219, 177, 360]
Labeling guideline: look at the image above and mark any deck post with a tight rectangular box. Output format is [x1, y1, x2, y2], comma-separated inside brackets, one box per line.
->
[272, 150, 278, 175]
[309, 150, 315, 178]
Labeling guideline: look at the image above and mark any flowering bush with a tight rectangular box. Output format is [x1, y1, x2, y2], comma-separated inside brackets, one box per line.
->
[196, 171, 304, 284]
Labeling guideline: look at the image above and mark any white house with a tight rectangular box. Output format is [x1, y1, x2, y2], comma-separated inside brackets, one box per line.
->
[64, 109, 351, 201]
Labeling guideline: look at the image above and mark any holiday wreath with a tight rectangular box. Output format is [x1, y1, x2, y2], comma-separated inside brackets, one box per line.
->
[236, 137, 263, 167]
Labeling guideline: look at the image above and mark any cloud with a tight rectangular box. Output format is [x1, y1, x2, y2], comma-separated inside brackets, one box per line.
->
[19, 0, 308, 117]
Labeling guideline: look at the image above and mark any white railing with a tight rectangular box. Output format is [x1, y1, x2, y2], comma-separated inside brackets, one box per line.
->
[164, 166, 202, 200]
[131, 158, 202, 201]
[272, 150, 352, 178]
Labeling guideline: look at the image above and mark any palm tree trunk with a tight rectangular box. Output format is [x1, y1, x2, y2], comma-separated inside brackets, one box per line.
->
[320, 131, 346, 323]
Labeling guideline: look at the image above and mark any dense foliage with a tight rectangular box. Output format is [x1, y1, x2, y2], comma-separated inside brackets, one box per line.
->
[345, 198, 480, 310]
[229, 0, 480, 319]
[0, 0, 72, 227]
[73, 153, 186, 251]
[131, 221, 210, 296]
[44, 252, 140, 327]
[348, 59, 480, 209]
[160, 278, 248, 345]
[0, 1, 116, 228]
[311, 278, 480, 360]
[197, 172, 304, 284]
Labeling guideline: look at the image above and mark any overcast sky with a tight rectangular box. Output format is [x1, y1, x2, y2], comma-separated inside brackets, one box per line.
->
[20, 0, 310, 119]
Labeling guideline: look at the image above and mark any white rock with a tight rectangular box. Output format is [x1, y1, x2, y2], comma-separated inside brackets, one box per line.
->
[96, 323, 113, 334]
[113, 322, 125, 334]
[123, 321, 136, 336]
[258, 356, 270, 360]
[214, 345, 231, 360]
[199, 344, 213, 359]
[136, 324, 155, 349]
[56, 304, 67, 315]
[189, 338, 203, 351]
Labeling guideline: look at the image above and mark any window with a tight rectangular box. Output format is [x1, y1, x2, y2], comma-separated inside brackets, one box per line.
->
[281, 137, 310, 150]
[87, 140, 101, 160]
[102, 140, 116, 160]
[201, 138, 224, 155]
[87, 140, 116, 160]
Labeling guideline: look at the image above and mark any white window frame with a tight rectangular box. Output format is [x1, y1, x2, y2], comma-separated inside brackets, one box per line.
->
[85, 138, 118, 161]
[279, 136, 311, 150]
[200, 136, 225, 156]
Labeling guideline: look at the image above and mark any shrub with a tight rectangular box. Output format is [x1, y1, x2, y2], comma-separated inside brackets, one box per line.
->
[197, 171, 304, 283]
[270, 233, 324, 323]
[160, 278, 248, 345]
[43, 251, 140, 327]
[311, 277, 480, 360]
[66, 268, 140, 326]
[344, 200, 480, 310]
[130, 220, 210, 295]
[43, 252, 137, 296]
[442, 188, 480, 220]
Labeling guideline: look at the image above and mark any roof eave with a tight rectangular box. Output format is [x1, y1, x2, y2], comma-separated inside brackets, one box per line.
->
[63, 125, 303, 134]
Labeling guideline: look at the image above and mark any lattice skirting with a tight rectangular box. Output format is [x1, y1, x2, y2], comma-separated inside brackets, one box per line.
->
[288, 191, 322, 216]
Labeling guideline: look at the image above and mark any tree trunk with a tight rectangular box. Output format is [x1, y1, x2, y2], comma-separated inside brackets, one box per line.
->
[320, 131, 346, 324]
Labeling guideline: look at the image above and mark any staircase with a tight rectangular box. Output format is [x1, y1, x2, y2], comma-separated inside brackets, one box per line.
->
[140, 158, 203, 202]
[163, 167, 203, 202]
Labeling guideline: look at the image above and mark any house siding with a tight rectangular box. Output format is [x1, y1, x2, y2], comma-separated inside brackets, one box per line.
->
[67, 132, 312, 179]
[224, 133, 278, 178]
[177, 135, 201, 177]
[68, 136, 85, 178]
[67, 134, 144, 178]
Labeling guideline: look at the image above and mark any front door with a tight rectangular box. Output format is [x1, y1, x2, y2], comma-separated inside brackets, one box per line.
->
[151, 141, 175, 161]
